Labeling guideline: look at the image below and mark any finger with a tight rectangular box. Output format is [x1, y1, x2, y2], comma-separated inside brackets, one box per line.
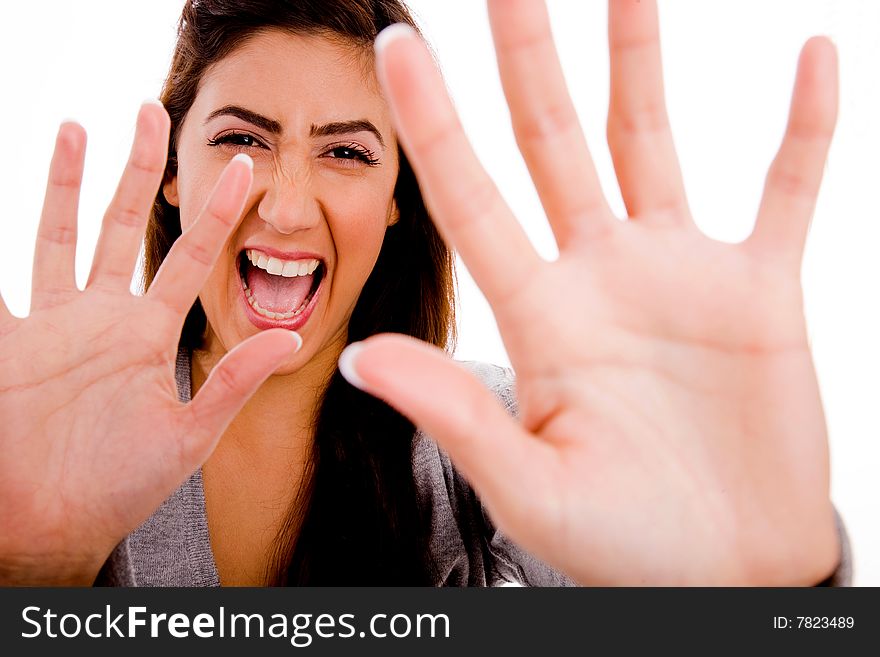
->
[87, 101, 170, 290]
[0, 290, 13, 327]
[488, 0, 613, 245]
[180, 329, 302, 468]
[749, 38, 838, 264]
[148, 154, 253, 316]
[338, 333, 557, 538]
[375, 25, 543, 307]
[30, 122, 86, 312]
[606, 0, 689, 222]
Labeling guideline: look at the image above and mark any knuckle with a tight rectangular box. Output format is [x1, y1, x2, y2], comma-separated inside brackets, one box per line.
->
[564, 194, 612, 223]
[410, 116, 462, 159]
[111, 206, 146, 229]
[213, 361, 241, 394]
[514, 100, 580, 145]
[609, 30, 660, 56]
[30, 284, 75, 303]
[178, 237, 216, 267]
[607, 94, 670, 137]
[457, 382, 504, 441]
[449, 180, 503, 231]
[766, 165, 815, 200]
[496, 22, 549, 53]
[203, 201, 236, 229]
[786, 118, 835, 143]
[49, 173, 82, 190]
[128, 150, 166, 177]
[37, 224, 77, 246]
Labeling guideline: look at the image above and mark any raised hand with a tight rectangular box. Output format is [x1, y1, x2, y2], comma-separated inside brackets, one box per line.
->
[0, 102, 299, 585]
[343, 0, 841, 584]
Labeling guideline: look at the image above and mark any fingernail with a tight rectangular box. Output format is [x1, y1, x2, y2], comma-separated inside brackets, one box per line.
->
[56, 121, 85, 148]
[232, 152, 253, 170]
[338, 341, 367, 390]
[289, 330, 303, 354]
[374, 23, 416, 55]
[142, 98, 165, 109]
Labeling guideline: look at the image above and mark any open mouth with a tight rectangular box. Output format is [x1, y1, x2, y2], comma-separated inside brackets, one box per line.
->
[238, 249, 325, 323]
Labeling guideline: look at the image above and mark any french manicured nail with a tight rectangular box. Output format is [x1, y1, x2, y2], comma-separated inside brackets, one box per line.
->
[374, 23, 417, 55]
[56, 121, 85, 150]
[289, 331, 303, 354]
[338, 341, 367, 390]
[232, 152, 253, 170]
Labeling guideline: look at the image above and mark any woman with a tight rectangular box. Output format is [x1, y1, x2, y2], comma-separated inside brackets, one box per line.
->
[0, 0, 846, 586]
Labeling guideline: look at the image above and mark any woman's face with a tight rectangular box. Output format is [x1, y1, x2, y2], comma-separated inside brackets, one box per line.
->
[164, 30, 399, 373]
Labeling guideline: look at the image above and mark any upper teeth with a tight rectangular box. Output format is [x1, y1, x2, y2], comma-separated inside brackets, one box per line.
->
[245, 250, 320, 277]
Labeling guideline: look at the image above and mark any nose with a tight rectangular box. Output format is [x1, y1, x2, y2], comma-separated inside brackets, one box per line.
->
[255, 169, 321, 235]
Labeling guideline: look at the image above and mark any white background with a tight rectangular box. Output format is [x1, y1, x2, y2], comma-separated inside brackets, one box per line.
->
[0, 1, 877, 584]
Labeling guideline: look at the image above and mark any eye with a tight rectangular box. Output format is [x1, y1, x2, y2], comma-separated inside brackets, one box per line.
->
[322, 143, 380, 167]
[207, 131, 268, 150]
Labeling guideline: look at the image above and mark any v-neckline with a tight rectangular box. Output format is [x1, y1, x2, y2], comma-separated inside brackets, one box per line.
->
[176, 348, 222, 587]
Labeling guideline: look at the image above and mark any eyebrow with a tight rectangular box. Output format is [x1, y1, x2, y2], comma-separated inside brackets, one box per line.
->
[205, 105, 282, 134]
[310, 120, 385, 148]
[204, 105, 385, 148]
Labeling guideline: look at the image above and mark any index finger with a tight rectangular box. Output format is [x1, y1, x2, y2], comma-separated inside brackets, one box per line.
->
[375, 25, 543, 307]
[147, 154, 253, 317]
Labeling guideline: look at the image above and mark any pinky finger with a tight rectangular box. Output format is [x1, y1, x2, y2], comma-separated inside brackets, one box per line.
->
[749, 37, 838, 264]
[31, 122, 86, 312]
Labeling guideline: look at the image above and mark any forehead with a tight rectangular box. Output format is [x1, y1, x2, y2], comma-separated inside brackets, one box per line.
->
[194, 29, 388, 130]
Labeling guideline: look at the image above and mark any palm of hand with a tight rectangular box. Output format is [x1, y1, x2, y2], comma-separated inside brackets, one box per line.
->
[0, 107, 296, 584]
[499, 224, 829, 584]
[0, 291, 182, 563]
[354, 0, 840, 585]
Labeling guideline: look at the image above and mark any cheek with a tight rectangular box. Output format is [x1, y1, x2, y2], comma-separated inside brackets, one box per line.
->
[324, 201, 392, 314]
[332, 198, 392, 272]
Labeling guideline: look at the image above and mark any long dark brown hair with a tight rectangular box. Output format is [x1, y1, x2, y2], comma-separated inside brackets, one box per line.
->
[143, 0, 456, 584]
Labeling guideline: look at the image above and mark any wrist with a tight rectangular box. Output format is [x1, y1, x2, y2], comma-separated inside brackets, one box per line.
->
[743, 508, 843, 587]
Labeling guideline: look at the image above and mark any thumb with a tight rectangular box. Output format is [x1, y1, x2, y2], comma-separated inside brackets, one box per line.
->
[338, 333, 553, 533]
[180, 329, 302, 469]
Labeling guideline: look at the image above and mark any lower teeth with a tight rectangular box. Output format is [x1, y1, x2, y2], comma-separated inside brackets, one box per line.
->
[244, 287, 308, 320]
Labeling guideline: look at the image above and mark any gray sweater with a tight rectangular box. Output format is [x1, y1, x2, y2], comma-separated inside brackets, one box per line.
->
[95, 350, 849, 586]
[96, 350, 573, 586]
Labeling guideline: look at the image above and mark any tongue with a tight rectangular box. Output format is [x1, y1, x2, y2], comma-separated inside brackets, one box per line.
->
[245, 262, 313, 313]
